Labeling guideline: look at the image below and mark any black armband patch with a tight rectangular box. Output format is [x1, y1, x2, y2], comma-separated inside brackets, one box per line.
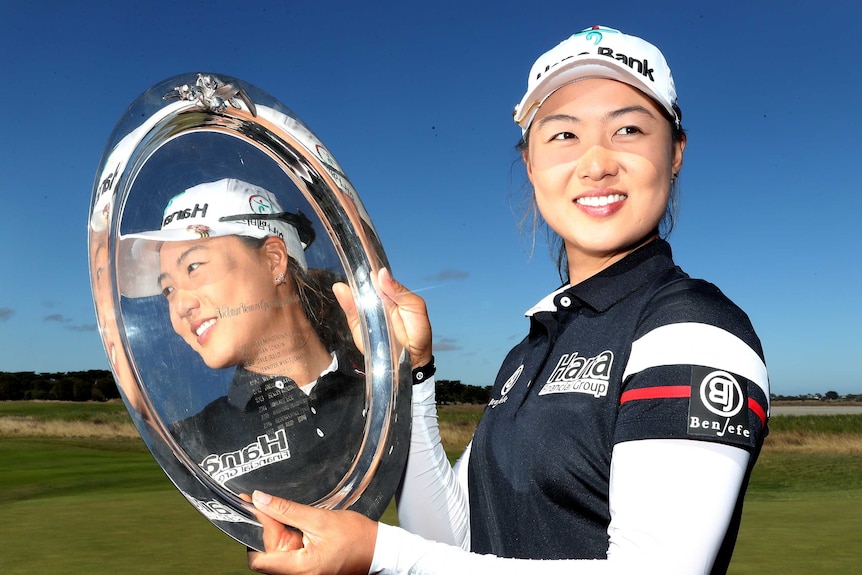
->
[687, 366, 751, 446]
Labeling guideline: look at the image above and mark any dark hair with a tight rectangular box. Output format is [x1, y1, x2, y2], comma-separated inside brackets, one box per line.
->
[289, 258, 359, 362]
[515, 112, 686, 283]
[237, 236, 360, 364]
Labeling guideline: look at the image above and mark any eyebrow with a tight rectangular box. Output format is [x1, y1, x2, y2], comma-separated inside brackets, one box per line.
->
[157, 244, 208, 287]
[535, 113, 580, 129]
[535, 105, 658, 129]
[606, 105, 657, 121]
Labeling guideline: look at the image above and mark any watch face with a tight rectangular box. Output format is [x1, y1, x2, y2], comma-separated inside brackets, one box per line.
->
[89, 73, 410, 550]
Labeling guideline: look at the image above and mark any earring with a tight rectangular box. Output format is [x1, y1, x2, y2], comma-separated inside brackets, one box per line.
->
[274, 273, 286, 285]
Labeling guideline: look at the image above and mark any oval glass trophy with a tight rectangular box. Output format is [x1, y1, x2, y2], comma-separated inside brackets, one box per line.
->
[88, 73, 410, 550]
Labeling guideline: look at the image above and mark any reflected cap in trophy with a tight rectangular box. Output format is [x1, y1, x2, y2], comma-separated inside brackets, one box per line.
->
[119, 178, 315, 298]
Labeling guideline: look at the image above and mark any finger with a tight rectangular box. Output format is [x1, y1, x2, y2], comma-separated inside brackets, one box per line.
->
[247, 548, 307, 575]
[253, 491, 321, 533]
[377, 268, 433, 367]
[246, 493, 305, 552]
[332, 282, 357, 321]
[333, 282, 364, 353]
[377, 267, 409, 304]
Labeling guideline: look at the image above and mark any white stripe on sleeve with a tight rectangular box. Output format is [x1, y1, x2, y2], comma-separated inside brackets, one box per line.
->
[623, 323, 769, 410]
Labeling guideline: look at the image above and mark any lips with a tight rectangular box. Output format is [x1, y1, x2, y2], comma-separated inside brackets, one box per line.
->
[191, 318, 217, 342]
[575, 193, 627, 207]
[574, 189, 627, 216]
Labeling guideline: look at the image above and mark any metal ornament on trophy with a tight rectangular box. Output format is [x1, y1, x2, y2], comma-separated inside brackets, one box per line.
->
[88, 73, 411, 550]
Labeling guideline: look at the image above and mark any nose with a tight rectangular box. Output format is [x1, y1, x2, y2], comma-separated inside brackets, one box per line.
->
[575, 144, 618, 182]
[171, 288, 200, 319]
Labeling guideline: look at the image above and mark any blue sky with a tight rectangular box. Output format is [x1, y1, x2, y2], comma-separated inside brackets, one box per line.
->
[1, 0, 860, 396]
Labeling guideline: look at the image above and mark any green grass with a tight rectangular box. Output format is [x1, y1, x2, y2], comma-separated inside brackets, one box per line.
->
[0, 437, 159, 504]
[767, 413, 862, 435]
[747, 451, 862, 498]
[2, 402, 861, 573]
[729, 446, 862, 573]
[730, 498, 862, 574]
[0, 402, 398, 574]
[0, 400, 130, 423]
[0, 436, 250, 574]
[0, 489, 252, 574]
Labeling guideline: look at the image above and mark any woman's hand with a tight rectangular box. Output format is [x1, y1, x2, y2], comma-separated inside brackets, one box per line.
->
[333, 268, 433, 368]
[247, 491, 378, 575]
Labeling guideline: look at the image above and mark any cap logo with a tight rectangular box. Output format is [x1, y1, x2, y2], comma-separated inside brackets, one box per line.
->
[162, 202, 208, 227]
[572, 26, 619, 45]
[249, 194, 274, 214]
[187, 224, 211, 239]
[597, 47, 655, 82]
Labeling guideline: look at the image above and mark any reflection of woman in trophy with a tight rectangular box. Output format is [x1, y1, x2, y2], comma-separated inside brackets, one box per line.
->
[92, 172, 263, 531]
[90, 175, 149, 416]
[119, 178, 366, 501]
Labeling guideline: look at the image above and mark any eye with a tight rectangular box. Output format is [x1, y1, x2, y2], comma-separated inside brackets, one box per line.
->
[615, 126, 643, 136]
[161, 285, 175, 299]
[187, 262, 202, 274]
[550, 131, 577, 141]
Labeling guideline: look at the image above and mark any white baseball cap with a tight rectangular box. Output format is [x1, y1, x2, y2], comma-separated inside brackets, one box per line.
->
[513, 25, 680, 133]
[119, 178, 315, 298]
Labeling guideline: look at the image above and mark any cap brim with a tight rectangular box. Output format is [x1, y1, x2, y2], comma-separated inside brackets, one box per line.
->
[118, 221, 309, 299]
[118, 224, 271, 298]
[515, 58, 674, 130]
[117, 236, 164, 298]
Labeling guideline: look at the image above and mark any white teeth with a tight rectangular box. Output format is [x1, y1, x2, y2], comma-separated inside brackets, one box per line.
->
[576, 194, 626, 207]
[195, 319, 216, 337]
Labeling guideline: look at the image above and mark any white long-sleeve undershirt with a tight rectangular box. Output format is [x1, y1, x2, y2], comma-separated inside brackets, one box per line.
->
[379, 378, 750, 575]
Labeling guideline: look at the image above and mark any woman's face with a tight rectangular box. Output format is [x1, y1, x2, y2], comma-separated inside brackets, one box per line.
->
[91, 231, 144, 411]
[524, 78, 685, 278]
[158, 235, 288, 370]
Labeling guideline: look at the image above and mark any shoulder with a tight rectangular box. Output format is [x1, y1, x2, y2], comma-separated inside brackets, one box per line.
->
[171, 396, 232, 436]
[636, 275, 762, 358]
[624, 274, 768, 402]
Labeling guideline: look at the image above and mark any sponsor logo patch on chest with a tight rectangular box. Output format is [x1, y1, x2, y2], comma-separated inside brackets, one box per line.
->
[200, 428, 291, 485]
[538, 350, 613, 398]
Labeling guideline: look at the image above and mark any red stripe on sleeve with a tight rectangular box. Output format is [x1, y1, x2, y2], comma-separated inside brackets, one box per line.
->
[619, 385, 691, 404]
[748, 398, 767, 427]
[620, 386, 769, 428]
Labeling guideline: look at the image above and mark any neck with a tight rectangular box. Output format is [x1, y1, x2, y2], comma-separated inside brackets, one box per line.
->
[566, 234, 658, 286]
[243, 302, 333, 384]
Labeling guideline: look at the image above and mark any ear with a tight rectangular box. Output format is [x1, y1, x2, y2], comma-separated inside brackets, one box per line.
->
[671, 132, 686, 176]
[522, 147, 534, 182]
[262, 236, 289, 275]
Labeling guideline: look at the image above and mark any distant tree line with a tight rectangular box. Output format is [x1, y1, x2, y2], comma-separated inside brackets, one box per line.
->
[4, 370, 855, 405]
[772, 392, 862, 402]
[0, 371, 494, 405]
[436, 379, 492, 405]
[0, 370, 119, 402]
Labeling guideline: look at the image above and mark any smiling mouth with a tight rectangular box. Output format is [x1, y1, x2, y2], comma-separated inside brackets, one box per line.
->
[195, 319, 216, 337]
[576, 193, 627, 207]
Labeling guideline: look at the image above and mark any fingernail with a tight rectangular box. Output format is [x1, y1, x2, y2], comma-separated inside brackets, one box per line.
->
[252, 490, 272, 506]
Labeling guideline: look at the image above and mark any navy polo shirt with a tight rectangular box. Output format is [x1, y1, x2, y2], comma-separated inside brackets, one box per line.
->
[172, 353, 366, 502]
[467, 239, 769, 570]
